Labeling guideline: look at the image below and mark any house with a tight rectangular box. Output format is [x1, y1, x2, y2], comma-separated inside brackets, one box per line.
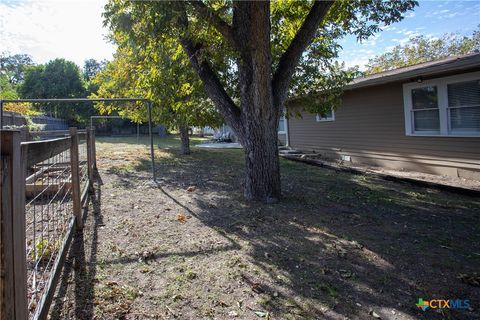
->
[283, 53, 480, 180]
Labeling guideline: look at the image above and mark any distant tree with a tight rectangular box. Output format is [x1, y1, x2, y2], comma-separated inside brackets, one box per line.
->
[20, 59, 86, 99]
[83, 59, 107, 81]
[0, 73, 18, 99]
[0, 53, 34, 84]
[83, 58, 107, 95]
[19, 58, 93, 125]
[366, 27, 480, 74]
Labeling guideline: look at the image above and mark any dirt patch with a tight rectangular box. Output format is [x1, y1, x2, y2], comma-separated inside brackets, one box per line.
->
[50, 136, 480, 320]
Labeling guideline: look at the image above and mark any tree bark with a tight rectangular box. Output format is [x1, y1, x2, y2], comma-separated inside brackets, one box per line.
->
[179, 125, 191, 155]
[177, 1, 332, 202]
[233, 1, 281, 202]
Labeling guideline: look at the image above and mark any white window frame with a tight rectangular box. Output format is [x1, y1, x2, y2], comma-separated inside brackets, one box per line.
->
[316, 108, 335, 122]
[403, 71, 480, 137]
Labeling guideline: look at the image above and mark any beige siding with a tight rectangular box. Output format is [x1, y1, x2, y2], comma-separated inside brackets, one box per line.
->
[287, 82, 480, 180]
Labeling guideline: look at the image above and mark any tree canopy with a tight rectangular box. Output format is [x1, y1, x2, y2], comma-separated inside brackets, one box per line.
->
[366, 26, 480, 74]
[83, 58, 107, 81]
[103, 0, 417, 201]
[92, 24, 223, 154]
[18, 58, 95, 125]
[0, 53, 34, 84]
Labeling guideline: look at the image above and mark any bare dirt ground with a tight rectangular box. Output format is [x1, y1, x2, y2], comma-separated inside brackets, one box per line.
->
[50, 136, 480, 320]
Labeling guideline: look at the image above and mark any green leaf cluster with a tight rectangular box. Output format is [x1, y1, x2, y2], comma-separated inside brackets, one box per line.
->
[101, 0, 416, 118]
[366, 26, 480, 74]
[95, 2, 223, 129]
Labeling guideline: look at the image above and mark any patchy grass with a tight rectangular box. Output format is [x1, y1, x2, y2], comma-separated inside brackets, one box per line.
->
[51, 136, 480, 320]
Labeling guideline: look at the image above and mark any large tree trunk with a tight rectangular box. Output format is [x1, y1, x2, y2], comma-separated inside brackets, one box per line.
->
[177, 1, 332, 202]
[179, 125, 190, 155]
[234, 1, 281, 202]
[238, 119, 281, 203]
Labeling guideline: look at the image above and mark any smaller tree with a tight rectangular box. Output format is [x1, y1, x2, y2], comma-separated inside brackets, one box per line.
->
[0, 73, 18, 99]
[0, 52, 34, 84]
[83, 58, 107, 81]
[92, 44, 222, 154]
[19, 58, 95, 125]
[83, 58, 107, 96]
[366, 27, 480, 74]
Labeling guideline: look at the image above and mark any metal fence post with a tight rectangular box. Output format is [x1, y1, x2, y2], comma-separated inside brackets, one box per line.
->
[0, 130, 28, 320]
[147, 101, 156, 181]
[91, 128, 97, 171]
[69, 127, 83, 230]
[86, 128, 93, 188]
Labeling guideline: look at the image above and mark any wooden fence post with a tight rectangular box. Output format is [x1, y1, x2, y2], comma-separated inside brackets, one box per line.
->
[69, 127, 83, 230]
[0, 130, 28, 320]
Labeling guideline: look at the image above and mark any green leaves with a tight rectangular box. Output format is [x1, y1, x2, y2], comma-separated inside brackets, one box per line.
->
[366, 27, 480, 74]
[100, 0, 418, 124]
[93, 9, 223, 130]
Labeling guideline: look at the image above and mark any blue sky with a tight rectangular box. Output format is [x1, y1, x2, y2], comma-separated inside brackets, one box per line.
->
[339, 0, 480, 69]
[0, 0, 479, 69]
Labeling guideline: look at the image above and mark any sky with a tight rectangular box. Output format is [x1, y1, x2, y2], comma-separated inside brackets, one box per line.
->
[0, 0, 115, 66]
[0, 0, 479, 70]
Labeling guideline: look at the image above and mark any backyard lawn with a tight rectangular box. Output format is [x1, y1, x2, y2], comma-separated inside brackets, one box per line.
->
[51, 136, 479, 320]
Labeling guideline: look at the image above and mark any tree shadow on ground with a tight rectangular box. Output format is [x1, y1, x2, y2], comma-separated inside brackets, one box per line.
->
[50, 182, 103, 319]
[124, 147, 480, 320]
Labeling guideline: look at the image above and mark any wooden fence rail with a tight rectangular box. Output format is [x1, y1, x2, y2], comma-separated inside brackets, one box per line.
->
[0, 127, 96, 320]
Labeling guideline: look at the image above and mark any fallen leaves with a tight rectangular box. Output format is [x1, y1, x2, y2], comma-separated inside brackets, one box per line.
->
[176, 212, 190, 223]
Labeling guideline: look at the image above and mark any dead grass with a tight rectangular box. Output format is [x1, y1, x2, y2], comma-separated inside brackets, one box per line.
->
[50, 136, 480, 320]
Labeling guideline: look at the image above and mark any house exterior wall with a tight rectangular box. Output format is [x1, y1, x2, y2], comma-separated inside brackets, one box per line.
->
[287, 81, 480, 180]
[278, 132, 287, 145]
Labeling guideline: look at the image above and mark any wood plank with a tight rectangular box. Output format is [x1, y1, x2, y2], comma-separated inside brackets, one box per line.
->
[15, 133, 28, 320]
[0, 148, 14, 320]
[21, 137, 70, 168]
[0, 130, 28, 320]
[25, 183, 72, 198]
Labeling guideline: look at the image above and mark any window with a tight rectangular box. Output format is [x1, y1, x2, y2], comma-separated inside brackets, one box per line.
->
[448, 80, 480, 133]
[316, 108, 335, 122]
[278, 115, 286, 133]
[411, 86, 440, 133]
[403, 71, 480, 136]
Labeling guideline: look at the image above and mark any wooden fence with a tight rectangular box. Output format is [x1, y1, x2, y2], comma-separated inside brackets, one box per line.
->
[0, 127, 96, 320]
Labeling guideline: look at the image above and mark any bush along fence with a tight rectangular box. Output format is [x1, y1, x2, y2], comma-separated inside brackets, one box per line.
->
[0, 127, 97, 320]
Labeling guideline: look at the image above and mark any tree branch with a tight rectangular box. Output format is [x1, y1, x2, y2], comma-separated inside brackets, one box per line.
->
[272, 1, 334, 108]
[176, 4, 243, 136]
[188, 1, 239, 51]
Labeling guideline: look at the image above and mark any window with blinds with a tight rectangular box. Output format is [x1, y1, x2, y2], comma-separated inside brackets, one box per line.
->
[447, 80, 480, 133]
[403, 72, 480, 137]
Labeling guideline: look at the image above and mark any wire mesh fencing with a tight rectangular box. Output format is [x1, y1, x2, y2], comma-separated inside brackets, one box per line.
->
[25, 143, 74, 316]
[0, 128, 96, 320]
[78, 132, 89, 198]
